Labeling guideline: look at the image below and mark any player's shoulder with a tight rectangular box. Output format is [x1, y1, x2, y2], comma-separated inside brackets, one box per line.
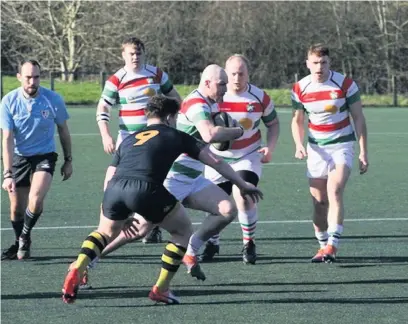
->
[40, 87, 64, 102]
[2, 88, 20, 105]
[295, 75, 312, 91]
[181, 90, 210, 109]
[330, 70, 349, 83]
[144, 64, 163, 76]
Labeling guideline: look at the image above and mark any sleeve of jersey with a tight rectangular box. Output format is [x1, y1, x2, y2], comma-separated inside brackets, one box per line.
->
[186, 102, 211, 124]
[0, 97, 14, 130]
[261, 92, 277, 124]
[160, 71, 174, 94]
[291, 84, 305, 110]
[345, 80, 361, 106]
[181, 132, 205, 160]
[54, 94, 70, 125]
[100, 75, 120, 107]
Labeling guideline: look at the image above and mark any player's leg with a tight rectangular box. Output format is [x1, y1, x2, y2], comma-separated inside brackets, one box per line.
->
[2, 154, 30, 261]
[17, 153, 58, 259]
[99, 214, 153, 258]
[149, 202, 192, 304]
[231, 170, 260, 264]
[323, 144, 354, 262]
[199, 181, 232, 262]
[183, 180, 237, 261]
[306, 144, 330, 262]
[62, 178, 131, 303]
[62, 210, 125, 303]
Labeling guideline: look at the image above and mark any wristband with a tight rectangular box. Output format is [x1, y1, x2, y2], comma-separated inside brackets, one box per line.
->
[64, 156, 73, 162]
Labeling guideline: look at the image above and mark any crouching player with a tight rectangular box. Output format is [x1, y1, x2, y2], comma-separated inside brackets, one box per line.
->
[62, 95, 263, 304]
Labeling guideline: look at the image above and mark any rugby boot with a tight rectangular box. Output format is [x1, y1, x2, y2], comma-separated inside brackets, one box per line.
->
[1, 244, 18, 261]
[242, 240, 256, 264]
[311, 248, 326, 263]
[182, 255, 206, 281]
[148, 285, 180, 304]
[142, 226, 163, 244]
[323, 244, 337, 263]
[198, 241, 220, 262]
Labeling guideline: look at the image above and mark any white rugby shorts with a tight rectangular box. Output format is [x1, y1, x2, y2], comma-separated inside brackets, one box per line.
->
[306, 142, 354, 178]
[204, 150, 263, 184]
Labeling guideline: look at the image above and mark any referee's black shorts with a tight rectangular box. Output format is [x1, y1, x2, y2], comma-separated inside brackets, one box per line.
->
[12, 152, 58, 187]
[102, 177, 178, 224]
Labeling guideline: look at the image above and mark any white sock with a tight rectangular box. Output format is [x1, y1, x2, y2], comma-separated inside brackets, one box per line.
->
[186, 233, 204, 256]
[238, 207, 257, 244]
[327, 224, 343, 248]
[315, 231, 329, 248]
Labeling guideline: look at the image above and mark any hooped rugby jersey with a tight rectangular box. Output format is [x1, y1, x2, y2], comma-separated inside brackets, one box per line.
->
[100, 64, 173, 132]
[213, 84, 277, 160]
[291, 70, 360, 146]
[167, 90, 218, 180]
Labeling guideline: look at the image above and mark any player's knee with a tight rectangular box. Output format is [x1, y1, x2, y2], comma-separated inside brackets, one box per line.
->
[27, 195, 45, 214]
[327, 186, 344, 202]
[219, 199, 237, 223]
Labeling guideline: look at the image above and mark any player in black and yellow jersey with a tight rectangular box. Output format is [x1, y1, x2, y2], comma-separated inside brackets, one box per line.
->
[62, 95, 263, 305]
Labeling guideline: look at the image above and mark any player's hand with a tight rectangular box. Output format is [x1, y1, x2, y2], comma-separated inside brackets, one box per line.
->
[359, 153, 369, 175]
[122, 217, 141, 239]
[258, 147, 272, 164]
[239, 183, 264, 203]
[295, 145, 307, 160]
[61, 161, 73, 181]
[2, 178, 16, 194]
[102, 135, 116, 154]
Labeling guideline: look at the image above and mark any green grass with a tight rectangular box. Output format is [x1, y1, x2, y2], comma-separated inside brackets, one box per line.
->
[2, 75, 407, 106]
[1, 108, 408, 324]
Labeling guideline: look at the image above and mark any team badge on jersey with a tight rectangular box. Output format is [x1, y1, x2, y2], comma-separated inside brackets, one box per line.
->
[247, 104, 255, 112]
[41, 110, 50, 119]
[147, 78, 154, 84]
[143, 88, 157, 97]
[330, 91, 338, 99]
[324, 105, 337, 114]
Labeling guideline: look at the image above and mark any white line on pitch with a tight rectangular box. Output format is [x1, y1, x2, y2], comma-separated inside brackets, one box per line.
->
[1, 217, 407, 231]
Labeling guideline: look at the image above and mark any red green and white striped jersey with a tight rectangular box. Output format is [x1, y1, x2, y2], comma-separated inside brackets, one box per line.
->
[211, 84, 277, 159]
[100, 64, 173, 133]
[291, 70, 360, 146]
[167, 90, 217, 179]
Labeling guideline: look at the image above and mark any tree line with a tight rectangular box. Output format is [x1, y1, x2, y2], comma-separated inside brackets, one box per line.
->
[1, 1, 407, 94]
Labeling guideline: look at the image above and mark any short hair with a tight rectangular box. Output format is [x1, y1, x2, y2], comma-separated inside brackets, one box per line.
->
[19, 59, 41, 73]
[122, 37, 145, 52]
[226, 54, 250, 71]
[145, 95, 180, 120]
[307, 44, 329, 57]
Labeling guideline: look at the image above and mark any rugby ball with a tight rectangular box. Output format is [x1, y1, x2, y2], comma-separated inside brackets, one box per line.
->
[211, 112, 234, 151]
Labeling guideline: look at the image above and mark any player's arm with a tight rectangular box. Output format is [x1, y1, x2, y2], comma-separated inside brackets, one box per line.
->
[97, 75, 119, 154]
[261, 94, 280, 157]
[182, 133, 262, 202]
[103, 148, 120, 190]
[56, 121, 72, 160]
[196, 119, 244, 144]
[1, 129, 14, 176]
[291, 109, 305, 147]
[1, 100, 16, 192]
[159, 70, 182, 103]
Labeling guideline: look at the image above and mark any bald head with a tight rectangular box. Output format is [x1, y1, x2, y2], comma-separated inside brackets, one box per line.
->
[198, 64, 228, 103]
[200, 64, 227, 85]
[225, 54, 249, 93]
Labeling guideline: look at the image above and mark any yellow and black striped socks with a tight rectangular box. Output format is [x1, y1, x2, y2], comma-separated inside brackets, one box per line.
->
[75, 231, 108, 273]
[155, 243, 186, 291]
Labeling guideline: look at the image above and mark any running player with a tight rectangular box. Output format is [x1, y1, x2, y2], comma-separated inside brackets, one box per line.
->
[202, 54, 280, 264]
[291, 44, 369, 262]
[62, 95, 262, 305]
